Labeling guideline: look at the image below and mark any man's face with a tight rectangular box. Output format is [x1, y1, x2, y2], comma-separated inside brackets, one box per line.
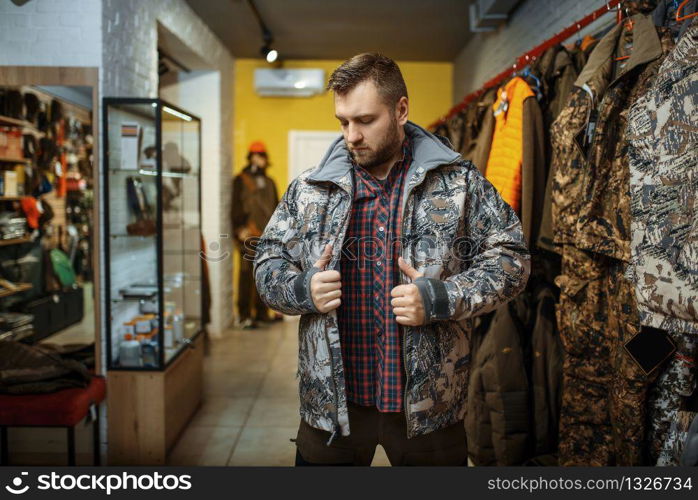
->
[334, 80, 406, 169]
[249, 152, 268, 168]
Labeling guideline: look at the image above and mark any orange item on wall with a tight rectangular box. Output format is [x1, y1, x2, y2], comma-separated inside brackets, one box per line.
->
[57, 152, 67, 197]
[484, 77, 534, 214]
[20, 196, 40, 229]
[0, 127, 23, 159]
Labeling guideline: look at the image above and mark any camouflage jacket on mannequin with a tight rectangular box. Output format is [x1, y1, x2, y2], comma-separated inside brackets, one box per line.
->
[231, 165, 278, 251]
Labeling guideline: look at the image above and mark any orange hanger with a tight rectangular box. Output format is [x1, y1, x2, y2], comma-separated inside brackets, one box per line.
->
[615, 7, 633, 61]
[624, 7, 634, 31]
[676, 0, 698, 21]
[580, 34, 596, 51]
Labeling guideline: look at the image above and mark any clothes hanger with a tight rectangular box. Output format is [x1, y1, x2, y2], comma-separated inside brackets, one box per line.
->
[576, 22, 582, 46]
[517, 62, 544, 101]
[623, 7, 634, 31]
[676, 0, 698, 21]
[615, 7, 633, 61]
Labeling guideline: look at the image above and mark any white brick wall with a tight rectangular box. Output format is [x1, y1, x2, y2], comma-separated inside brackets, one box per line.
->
[0, 0, 102, 67]
[101, 0, 235, 344]
[452, 0, 618, 102]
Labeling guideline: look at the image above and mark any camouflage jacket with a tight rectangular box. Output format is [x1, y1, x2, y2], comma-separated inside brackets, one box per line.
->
[626, 17, 698, 336]
[547, 14, 675, 465]
[254, 121, 530, 438]
[551, 14, 674, 259]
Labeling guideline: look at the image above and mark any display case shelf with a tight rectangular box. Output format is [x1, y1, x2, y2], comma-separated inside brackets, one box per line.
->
[0, 114, 28, 127]
[0, 114, 35, 129]
[0, 236, 31, 246]
[103, 97, 202, 371]
[0, 283, 32, 298]
[0, 114, 45, 138]
[0, 157, 30, 164]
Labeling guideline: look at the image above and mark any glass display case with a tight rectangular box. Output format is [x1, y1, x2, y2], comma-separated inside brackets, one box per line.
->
[103, 98, 202, 370]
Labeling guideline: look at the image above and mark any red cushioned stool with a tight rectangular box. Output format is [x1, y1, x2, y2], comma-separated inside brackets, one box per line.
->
[0, 375, 106, 466]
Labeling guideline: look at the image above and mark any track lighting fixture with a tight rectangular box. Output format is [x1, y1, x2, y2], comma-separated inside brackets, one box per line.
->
[248, 0, 280, 64]
[261, 47, 278, 63]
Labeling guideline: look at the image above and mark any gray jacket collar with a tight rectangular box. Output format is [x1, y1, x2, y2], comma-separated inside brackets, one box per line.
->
[307, 121, 461, 192]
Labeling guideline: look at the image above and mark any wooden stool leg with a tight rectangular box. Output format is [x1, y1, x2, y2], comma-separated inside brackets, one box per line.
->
[67, 426, 76, 466]
[93, 404, 100, 466]
[1, 426, 8, 465]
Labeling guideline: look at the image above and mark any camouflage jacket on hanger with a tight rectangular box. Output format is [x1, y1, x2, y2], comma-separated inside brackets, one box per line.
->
[254, 121, 530, 438]
[627, 17, 698, 338]
[548, 13, 675, 465]
[627, 17, 698, 466]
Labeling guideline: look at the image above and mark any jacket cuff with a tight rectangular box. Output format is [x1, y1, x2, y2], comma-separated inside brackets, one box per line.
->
[293, 267, 321, 314]
[414, 277, 451, 323]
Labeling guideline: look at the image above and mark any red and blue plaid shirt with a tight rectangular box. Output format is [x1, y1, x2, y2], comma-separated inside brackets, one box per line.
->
[338, 137, 412, 412]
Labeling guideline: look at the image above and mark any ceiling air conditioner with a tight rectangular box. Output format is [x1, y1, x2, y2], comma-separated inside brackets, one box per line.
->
[254, 68, 325, 97]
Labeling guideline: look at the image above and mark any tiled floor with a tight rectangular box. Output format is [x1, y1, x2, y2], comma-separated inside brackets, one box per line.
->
[166, 318, 391, 466]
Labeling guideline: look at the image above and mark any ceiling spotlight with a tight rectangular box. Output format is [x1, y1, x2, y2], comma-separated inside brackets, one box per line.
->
[249, 0, 280, 64]
[260, 45, 279, 64]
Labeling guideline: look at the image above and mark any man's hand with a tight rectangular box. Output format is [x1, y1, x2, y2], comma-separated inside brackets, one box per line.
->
[391, 257, 425, 326]
[310, 244, 342, 313]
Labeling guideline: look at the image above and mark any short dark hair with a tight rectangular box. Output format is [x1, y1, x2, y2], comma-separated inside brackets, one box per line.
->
[327, 53, 408, 106]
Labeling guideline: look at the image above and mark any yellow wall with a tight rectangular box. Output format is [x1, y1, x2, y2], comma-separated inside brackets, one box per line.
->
[233, 58, 453, 191]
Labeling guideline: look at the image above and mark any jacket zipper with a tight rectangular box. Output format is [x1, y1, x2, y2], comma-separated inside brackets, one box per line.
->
[324, 321, 341, 445]
[400, 201, 411, 438]
[325, 187, 352, 445]
[400, 172, 426, 438]
[399, 160, 459, 438]
[571, 85, 595, 161]
[579, 64, 644, 159]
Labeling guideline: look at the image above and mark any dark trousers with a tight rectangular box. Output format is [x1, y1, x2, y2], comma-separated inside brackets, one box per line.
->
[295, 403, 468, 466]
[238, 251, 268, 321]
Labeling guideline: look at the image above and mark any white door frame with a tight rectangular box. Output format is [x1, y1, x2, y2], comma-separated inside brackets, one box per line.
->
[288, 130, 340, 182]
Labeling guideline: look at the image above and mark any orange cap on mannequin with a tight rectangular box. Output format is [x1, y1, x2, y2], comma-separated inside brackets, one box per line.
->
[248, 141, 267, 154]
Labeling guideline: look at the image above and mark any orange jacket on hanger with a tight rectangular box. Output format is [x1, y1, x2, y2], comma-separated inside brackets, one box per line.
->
[485, 77, 534, 214]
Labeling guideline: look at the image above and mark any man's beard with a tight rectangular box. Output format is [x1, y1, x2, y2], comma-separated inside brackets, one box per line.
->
[348, 118, 401, 169]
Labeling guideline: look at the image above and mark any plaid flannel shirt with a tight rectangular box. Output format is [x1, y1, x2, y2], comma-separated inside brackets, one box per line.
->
[337, 137, 412, 412]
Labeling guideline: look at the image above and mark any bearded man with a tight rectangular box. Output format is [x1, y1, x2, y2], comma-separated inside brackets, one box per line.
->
[254, 53, 530, 466]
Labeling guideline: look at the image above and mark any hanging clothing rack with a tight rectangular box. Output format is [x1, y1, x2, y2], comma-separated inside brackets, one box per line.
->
[429, 0, 624, 130]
